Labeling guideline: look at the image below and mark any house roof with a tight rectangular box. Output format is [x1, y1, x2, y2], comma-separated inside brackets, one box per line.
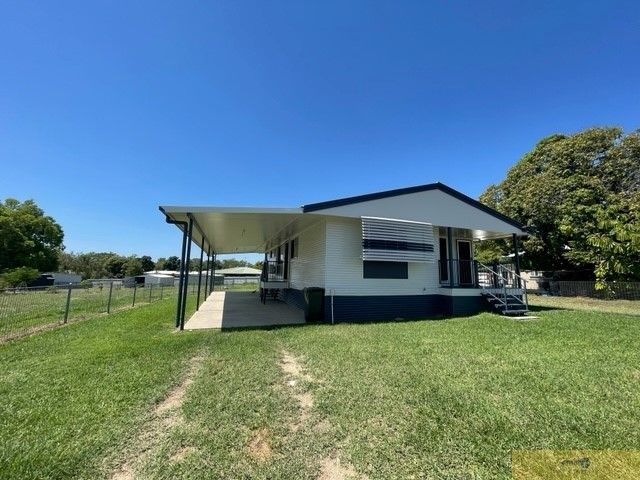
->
[303, 182, 525, 230]
[216, 267, 262, 275]
[160, 182, 527, 254]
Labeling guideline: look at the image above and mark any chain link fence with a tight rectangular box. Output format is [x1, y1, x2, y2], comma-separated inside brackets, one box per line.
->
[526, 280, 640, 300]
[0, 282, 197, 343]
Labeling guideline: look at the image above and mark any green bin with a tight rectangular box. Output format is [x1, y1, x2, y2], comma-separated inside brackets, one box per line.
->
[303, 287, 325, 322]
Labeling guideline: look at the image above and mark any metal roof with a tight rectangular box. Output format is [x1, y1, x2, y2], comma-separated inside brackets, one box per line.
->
[160, 183, 528, 253]
[216, 267, 262, 275]
[303, 182, 525, 230]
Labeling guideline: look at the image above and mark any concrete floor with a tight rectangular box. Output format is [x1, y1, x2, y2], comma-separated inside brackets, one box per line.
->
[184, 290, 305, 330]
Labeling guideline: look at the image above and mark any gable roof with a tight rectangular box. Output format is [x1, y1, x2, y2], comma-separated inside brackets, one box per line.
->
[302, 182, 525, 231]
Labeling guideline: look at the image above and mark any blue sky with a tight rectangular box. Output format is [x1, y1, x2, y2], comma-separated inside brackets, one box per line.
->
[1, 1, 639, 261]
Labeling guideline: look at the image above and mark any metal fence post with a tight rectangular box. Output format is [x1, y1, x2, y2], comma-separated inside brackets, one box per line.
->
[132, 283, 137, 307]
[160, 284, 164, 300]
[63, 283, 72, 324]
[107, 281, 114, 314]
[149, 283, 153, 303]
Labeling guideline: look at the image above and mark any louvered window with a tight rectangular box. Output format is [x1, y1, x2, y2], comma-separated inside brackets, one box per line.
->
[361, 216, 435, 262]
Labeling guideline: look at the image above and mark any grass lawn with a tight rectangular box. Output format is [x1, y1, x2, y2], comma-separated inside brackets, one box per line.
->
[0, 285, 179, 342]
[528, 293, 640, 316]
[0, 296, 639, 479]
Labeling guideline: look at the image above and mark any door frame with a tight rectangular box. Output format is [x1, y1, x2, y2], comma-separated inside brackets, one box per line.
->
[438, 236, 449, 284]
[456, 239, 473, 286]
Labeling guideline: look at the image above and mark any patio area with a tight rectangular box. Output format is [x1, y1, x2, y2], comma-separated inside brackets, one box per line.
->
[184, 290, 305, 330]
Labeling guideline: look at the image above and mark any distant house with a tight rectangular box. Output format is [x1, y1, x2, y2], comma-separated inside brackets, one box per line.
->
[142, 272, 175, 286]
[142, 270, 223, 286]
[215, 266, 261, 285]
[216, 267, 262, 277]
[161, 182, 529, 323]
[42, 272, 82, 285]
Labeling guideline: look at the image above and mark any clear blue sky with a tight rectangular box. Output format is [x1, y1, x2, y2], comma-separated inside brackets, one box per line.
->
[1, 1, 638, 261]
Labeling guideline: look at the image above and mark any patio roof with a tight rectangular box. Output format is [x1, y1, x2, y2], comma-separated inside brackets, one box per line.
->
[159, 206, 312, 254]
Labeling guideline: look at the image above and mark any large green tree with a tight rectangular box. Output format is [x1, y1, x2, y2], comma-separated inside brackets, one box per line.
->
[162, 256, 180, 271]
[0, 199, 64, 272]
[139, 255, 155, 272]
[478, 127, 640, 282]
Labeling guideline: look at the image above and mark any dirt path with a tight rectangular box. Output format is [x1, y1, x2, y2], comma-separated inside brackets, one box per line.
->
[107, 354, 205, 479]
[277, 350, 366, 480]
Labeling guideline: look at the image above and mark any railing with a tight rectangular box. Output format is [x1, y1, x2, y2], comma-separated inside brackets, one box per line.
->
[261, 260, 285, 282]
[438, 259, 478, 287]
[476, 262, 529, 312]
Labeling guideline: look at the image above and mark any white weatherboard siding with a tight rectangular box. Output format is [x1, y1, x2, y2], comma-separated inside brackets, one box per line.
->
[325, 218, 441, 296]
[289, 220, 326, 290]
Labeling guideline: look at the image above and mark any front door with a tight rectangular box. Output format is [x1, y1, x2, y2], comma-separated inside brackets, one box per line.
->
[457, 240, 473, 286]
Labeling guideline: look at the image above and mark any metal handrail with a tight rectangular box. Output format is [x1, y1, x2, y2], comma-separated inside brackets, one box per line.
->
[476, 261, 529, 312]
[261, 260, 285, 282]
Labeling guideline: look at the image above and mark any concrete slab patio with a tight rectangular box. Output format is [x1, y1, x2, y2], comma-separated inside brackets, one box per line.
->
[184, 290, 305, 330]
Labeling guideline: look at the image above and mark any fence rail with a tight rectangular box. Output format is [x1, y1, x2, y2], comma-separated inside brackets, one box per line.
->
[0, 282, 197, 343]
[527, 280, 640, 300]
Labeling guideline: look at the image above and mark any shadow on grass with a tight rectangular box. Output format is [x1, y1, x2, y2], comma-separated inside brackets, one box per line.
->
[527, 304, 568, 312]
[218, 312, 487, 333]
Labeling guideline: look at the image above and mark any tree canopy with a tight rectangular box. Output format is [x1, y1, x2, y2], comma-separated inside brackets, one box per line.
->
[478, 127, 640, 284]
[59, 252, 158, 279]
[0, 199, 64, 273]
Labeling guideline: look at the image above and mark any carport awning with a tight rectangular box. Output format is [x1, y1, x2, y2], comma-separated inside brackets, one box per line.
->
[159, 206, 308, 254]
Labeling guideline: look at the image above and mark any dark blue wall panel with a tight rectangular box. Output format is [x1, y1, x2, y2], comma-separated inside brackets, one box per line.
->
[322, 294, 452, 323]
[283, 289, 487, 322]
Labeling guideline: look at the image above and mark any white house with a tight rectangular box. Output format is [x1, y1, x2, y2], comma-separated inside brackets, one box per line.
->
[160, 182, 529, 325]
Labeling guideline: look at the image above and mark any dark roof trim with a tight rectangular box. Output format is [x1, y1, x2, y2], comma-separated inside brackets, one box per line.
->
[302, 182, 526, 231]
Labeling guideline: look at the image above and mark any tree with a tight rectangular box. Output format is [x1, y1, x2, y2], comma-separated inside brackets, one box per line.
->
[155, 257, 167, 270]
[163, 256, 180, 270]
[105, 255, 127, 278]
[586, 192, 640, 287]
[220, 259, 250, 269]
[58, 251, 121, 279]
[0, 267, 39, 288]
[478, 127, 640, 282]
[0, 199, 64, 272]
[139, 255, 155, 272]
[123, 257, 144, 277]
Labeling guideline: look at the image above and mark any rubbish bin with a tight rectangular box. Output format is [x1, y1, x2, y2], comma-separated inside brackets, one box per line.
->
[303, 287, 325, 322]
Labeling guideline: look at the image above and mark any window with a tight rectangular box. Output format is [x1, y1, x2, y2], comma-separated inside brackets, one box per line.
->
[363, 261, 408, 279]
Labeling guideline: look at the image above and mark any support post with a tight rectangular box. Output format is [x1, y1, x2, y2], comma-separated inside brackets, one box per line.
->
[107, 281, 114, 314]
[175, 225, 188, 328]
[447, 227, 455, 288]
[132, 283, 137, 306]
[196, 245, 204, 310]
[211, 253, 216, 293]
[180, 218, 194, 330]
[203, 248, 210, 300]
[513, 234, 521, 288]
[63, 283, 72, 324]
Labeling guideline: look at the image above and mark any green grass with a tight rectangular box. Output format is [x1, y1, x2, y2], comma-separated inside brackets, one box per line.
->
[529, 293, 640, 316]
[1, 298, 639, 479]
[0, 293, 201, 479]
[0, 285, 182, 342]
